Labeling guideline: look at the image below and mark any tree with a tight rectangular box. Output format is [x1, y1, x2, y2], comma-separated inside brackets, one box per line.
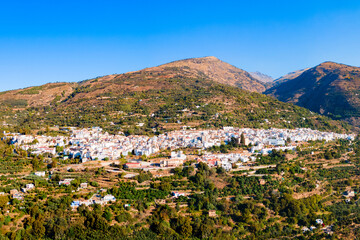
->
[31, 158, 40, 171]
[216, 167, 226, 175]
[103, 209, 113, 222]
[55, 146, 64, 153]
[159, 181, 172, 192]
[0, 196, 9, 209]
[141, 154, 147, 161]
[171, 216, 192, 237]
[49, 158, 57, 169]
[32, 216, 46, 238]
[50, 174, 59, 184]
[240, 133, 246, 146]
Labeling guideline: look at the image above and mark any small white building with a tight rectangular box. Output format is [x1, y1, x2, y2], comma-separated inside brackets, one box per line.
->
[316, 219, 324, 225]
[26, 184, 35, 189]
[103, 194, 116, 202]
[302, 227, 310, 233]
[34, 171, 46, 177]
[220, 161, 232, 171]
[161, 158, 184, 167]
[59, 179, 74, 186]
[266, 138, 286, 146]
[172, 192, 185, 198]
[171, 151, 186, 160]
[343, 190, 356, 198]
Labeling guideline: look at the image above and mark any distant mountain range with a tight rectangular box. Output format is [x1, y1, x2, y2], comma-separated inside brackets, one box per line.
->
[249, 71, 273, 83]
[0, 57, 348, 133]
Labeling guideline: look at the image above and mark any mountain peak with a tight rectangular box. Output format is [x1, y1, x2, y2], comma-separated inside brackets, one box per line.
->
[149, 56, 266, 92]
[316, 61, 348, 69]
[162, 56, 221, 66]
[312, 61, 360, 75]
[198, 56, 219, 60]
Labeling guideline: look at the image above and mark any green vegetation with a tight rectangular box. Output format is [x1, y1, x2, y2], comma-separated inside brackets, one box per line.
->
[2, 99, 28, 107]
[18, 86, 44, 95]
[109, 182, 169, 201]
[2, 76, 350, 136]
[0, 136, 360, 239]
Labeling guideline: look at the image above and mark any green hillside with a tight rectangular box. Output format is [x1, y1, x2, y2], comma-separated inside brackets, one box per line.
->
[2, 75, 350, 135]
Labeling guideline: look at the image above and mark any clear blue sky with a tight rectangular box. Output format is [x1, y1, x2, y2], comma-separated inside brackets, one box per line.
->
[1, 0, 360, 91]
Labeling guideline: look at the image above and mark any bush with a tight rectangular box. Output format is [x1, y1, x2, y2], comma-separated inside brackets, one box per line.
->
[90, 181, 99, 187]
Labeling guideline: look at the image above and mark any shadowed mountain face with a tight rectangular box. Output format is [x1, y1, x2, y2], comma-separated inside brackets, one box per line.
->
[265, 61, 360, 125]
[0, 57, 348, 134]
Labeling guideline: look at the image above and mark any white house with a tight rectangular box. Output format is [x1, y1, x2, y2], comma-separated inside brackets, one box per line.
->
[34, 171, 46, 177]
[171, 151, 186, 160]
[220, 161, 232, 171]
[59, 179, 74, 186]
[103, 194, 116, 202]
[316, 219, 324, 225]
[26, 184, 35, 189]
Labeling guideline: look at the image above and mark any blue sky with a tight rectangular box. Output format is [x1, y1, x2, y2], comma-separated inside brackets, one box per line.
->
[1, 0, 360, 91]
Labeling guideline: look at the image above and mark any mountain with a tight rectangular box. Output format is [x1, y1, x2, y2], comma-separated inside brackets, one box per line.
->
[250, 71, 274, 83]
[0, 57, 350, 134]
[0, 57, 266, 109]
[148, 56, 267, 92]
[265, 61, 360, 125]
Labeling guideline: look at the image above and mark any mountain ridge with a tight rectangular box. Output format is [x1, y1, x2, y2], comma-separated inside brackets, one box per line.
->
[272, 68, 310, 86]
[265, 61, 360, 126]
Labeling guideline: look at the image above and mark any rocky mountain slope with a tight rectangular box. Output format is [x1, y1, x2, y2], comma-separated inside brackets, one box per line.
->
[265, 61, 360, 125]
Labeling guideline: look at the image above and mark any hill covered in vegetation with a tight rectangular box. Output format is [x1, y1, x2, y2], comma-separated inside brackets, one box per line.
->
[0, 58, 351, 134]
[265, 62, 360, 126]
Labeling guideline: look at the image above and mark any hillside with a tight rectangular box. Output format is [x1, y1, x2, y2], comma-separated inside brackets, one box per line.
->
[265, 61, 360, 125]
[0, 58, 350, 134]
[0, 82, 76, 108]
[0, 57, 266, 110]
